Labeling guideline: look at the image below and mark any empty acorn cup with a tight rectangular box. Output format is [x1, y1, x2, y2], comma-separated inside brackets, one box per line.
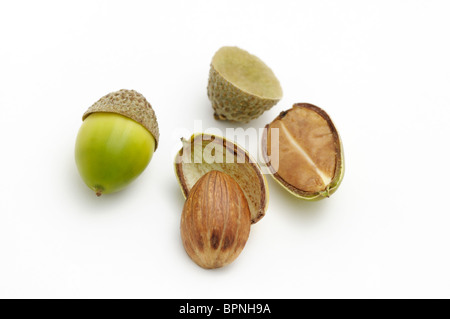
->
[207, 46, 283, 123]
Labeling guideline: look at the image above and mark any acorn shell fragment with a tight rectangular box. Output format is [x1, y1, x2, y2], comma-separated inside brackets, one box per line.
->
[262, 103, 344, 200]
[83, 89, 160, 149]
[207, 46, 283, 123]
[174, 133, 268, 224]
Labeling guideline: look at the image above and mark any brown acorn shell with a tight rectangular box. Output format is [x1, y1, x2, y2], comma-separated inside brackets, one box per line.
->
[174, 133, 269, 224]
[180, 170, 251, 269]
[261, 103, 344, 200]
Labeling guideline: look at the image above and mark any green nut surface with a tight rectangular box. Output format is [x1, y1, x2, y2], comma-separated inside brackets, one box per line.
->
[75, 112, 155, 196]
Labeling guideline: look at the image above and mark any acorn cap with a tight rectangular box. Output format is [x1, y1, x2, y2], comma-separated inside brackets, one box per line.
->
[207, 46, 283, 123]
[174, 133, 269, 224]
[82, 89, 160, 149]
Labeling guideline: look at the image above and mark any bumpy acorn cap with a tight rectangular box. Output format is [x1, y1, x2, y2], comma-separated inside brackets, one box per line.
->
[261, 103, 344, 200]
[174, 133, 269, 224]
[207, 46, 283, 123]
[82, 89, 160, 149]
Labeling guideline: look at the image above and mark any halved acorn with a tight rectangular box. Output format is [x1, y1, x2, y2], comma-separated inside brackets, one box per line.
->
[174, 133, 269, 224]
[262, 103, 344, 200]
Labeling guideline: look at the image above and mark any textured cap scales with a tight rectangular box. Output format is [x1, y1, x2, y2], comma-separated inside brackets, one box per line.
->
[83, 89, 160, 149]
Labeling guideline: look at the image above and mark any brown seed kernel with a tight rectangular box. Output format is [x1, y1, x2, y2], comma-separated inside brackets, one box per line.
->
[180, 170, 251, 269]
[262, 103, 344, 200]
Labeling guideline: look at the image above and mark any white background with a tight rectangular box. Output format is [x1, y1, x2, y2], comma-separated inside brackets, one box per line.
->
[1, 0, 449, 299]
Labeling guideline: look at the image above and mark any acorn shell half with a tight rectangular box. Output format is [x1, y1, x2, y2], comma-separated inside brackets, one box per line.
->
[174, 133, 269, 224]
[261, 103, 344, 200]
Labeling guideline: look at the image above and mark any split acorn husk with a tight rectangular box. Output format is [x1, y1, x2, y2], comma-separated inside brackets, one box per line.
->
[262, 103, 344, 200]
[75, 89, 159, 196]
[207, 46, 283, 123]
[174, 133, 268, 224]
[181, 170, 252, 269]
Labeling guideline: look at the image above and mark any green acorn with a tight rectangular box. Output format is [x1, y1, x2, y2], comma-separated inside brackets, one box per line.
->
[75, 89, 159, 196]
